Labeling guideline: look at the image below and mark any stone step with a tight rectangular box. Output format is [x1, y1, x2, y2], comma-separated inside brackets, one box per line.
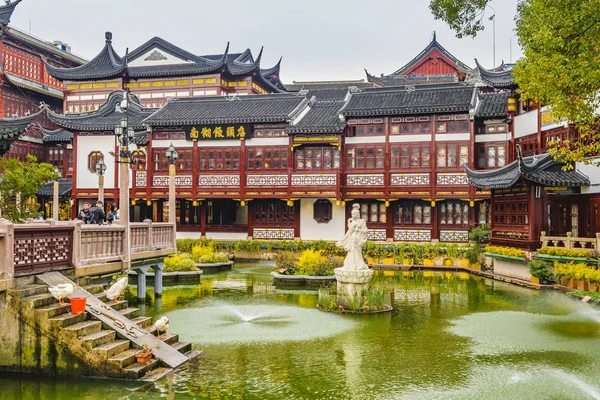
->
[62, 320, 102, 337]
[159, 333, 179, 345]
[122, 358, 160, 380]
[95, 292, 108, 302]
[22, 293, 57, 308]
[140, 367, 173, 382]
[106, 299, 128, 311]
[107, 349, 138, 369]
[82, 284, 105, 295]
[9, 284, 48, 299]
[48, 312, 87, 329]
[146, 325, 158, 336]
[35, 303, 70, 318]
[131, 316, 153, 329]
[93, 339, 131, 359]
[171, 342, 192, 354]
[118, 307, 140, 319]
[81, 330, 116, 349]
[184, 349, 203, 361]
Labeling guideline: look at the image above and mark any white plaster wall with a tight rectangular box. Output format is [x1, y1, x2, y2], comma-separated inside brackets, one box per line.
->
[493, 259, 531, 281]
[76, 135, 116, 189]
[389, 134, 431, 143]
[245, 137, 289, 146]
[577, 158, 600, 194]
[475, 133, 511, 143]
[514, 109, 538, 138]
[299, 199, 345, 241]
[435, 133, 470, 141]
[177, 232, 202, 239]
[206, 232, 248, 240]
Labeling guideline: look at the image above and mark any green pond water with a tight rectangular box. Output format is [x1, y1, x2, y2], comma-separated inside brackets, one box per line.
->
[4, 264, 600, 400]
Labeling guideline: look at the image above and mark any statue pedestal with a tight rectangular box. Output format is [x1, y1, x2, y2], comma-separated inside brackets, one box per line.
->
[334, 268, 373, 306]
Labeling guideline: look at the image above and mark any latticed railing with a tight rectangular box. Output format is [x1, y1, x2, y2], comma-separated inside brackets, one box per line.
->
[12, 224, 74, 276]
[80, 225, 125, 264]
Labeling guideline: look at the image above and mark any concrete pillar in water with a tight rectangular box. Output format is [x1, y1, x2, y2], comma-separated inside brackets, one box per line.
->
[137, 270, 146, 300]
[154, 263, 163, 297]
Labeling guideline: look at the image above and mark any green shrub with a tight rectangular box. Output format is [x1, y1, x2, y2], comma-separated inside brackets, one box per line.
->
[214, 253, 229, 263]
[191, 244, 216, 263]
[528, 260, 554, 284]
[484, 245, 526, 259]
[296, 249, 327, 276]
[164, 253, 198, 272]
[469, 226, 490, 243]
[466, 244, 483, 265]
[275, 253, 296, 275]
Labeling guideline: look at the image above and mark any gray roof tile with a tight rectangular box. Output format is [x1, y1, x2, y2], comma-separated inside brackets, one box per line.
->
[475, 59, 515, 88]
[37, 178, 72, 197]
[476, 91, 509, 118]
[340, 83, 476, 117]
[143, 93, 310, 126]
[465, 153, 590, 189]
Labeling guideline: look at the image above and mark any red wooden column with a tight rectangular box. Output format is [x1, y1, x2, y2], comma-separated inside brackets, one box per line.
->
[192, 138, 198, 207]
[430, 116, 438, 241]
[200, 202, 207, 237]
[384, 117, 393, 240]
[145, 131, 153, 210]
[247, 202, 254, 238]
[71, 133, 79, 219]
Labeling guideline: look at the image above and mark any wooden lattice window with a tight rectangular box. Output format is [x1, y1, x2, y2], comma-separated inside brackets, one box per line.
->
[313, 199, 332, 223]
[88, 151, 104, 173]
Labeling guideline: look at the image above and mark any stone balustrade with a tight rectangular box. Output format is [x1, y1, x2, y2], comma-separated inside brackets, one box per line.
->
[0, 218, 176, 288]
[540, 231, 600, 252]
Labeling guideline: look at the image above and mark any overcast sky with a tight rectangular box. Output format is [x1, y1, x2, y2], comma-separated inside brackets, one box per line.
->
[10, 0, 522, 83]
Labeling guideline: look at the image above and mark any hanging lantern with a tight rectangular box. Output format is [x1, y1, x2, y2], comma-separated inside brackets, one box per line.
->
[507, 97, 517, 113]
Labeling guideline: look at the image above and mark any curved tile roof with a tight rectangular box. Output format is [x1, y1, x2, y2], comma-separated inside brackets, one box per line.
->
[41, 126, 73, 143]
[38, 178, 72, 197]
[47, 91, 154, 131]
[287, 99, 346, 134]
[465, 153, 590, 189]
[340, 83, 476, 117]
[0, 0, 21, 27]
[475, 59, 515, 88]
[44, 32, 124, 81]
[143, 93, 309, 126]
[0, 109, 43, 156]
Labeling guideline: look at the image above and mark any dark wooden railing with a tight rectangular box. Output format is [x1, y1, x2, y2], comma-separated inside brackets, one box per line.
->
[13, 224, 74, 277]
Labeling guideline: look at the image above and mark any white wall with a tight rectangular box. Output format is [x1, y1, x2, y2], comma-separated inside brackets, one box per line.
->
[76, 135, 116, 189]
[514, 109, 538, 138]
[577, 158, 600, 194]
[299, 199, 345, 241]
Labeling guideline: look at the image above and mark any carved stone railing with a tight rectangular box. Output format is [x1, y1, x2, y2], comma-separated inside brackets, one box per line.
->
[540, 231, 600, 252]
[78, 224, 125, 266]
[130, 220, 176, 254]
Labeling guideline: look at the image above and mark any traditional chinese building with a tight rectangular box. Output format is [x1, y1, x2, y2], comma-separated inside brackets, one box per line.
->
[44, 32, 286, 114]
[0, 0, 85, 161]
[465, 152, 592, 249]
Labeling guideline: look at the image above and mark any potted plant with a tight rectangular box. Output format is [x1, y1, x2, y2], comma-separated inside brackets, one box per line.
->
[401, 245, 414, 265]
[135, 345, 153, 364]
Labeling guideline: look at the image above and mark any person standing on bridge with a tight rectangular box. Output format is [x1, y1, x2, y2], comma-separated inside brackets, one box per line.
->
[77, 202, 91, 223]
[87, 201, 106, 225]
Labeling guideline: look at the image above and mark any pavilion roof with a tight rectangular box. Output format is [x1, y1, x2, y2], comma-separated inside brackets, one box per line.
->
[475, 91, 509, 118]
[37, 178, 72, 197]
[41, 126, 73, 143]
[474, 59, 515, 88]
[0, 0, 21, 27]
[43, 33, 286, 92]
[0, 109, 43, 156]
[465, 153, 590, 189]
[46, 91, 154, 131]
[339, 83, 476, 117]
[143, 93, 310, 126]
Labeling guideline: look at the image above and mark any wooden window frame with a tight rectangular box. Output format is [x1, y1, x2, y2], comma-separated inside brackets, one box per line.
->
[247, 146, 288, 171]
[476, 143, 506, 169]
[199, 147, 241, 171]
[393, 200, 432, 226]
[87, 151, 104, 173]
[253, 200, 295, 227]
[295, 146, 340, 171]
[313, 199, 333, 223]
[345, 144, 384, 171]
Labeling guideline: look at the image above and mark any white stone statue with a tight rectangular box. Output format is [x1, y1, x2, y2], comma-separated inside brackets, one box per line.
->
[336, 204, 369, 270]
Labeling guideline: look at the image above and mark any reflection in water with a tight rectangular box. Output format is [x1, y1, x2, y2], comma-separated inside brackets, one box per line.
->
[2, 266, 600, 400]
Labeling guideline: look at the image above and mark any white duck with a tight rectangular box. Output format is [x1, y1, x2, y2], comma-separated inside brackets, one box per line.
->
[106, 277, 128, 303]
[155, 316, 169, 338]
[48, 283, 73, 305]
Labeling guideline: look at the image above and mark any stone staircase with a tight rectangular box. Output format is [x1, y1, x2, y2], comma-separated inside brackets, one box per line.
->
[8, 279, 200, 381]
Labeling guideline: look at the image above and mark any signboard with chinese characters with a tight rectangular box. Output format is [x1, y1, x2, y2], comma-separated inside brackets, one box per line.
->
[185, 124, 252, 141]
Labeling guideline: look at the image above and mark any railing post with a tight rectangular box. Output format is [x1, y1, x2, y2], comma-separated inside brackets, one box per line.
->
[596, 233, 600, 252]
[172, 222, 177, 250]
[144, 219, 152, 252]
[72, 220, 83, 269]
[0, 220, 15, 280]
[566, 232, 573, 249]
[540, 231, 546, 247]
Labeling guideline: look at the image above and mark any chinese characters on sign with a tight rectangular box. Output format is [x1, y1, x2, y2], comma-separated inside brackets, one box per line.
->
[185, 124, 252, 141]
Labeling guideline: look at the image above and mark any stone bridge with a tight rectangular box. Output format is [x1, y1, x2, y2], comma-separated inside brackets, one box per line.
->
[0, 219, 177, 292]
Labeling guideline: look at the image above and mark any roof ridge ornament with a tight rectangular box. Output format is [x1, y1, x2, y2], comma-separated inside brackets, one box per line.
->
[405, 85, 416, 93]
[225, 94, 240, 101]
[105, 31, 112, 44]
